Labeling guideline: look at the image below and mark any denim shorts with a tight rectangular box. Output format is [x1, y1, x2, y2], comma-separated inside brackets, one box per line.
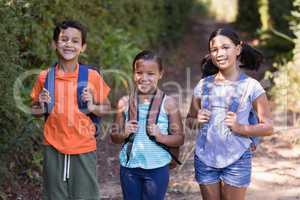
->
[194, 149, 252, 188]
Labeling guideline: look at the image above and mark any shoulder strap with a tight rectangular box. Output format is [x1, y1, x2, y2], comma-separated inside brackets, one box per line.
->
[124, 89, 138, 165]
[146, 90, 181, 165]
[201, 75, 214, 109]
[77, 64, 89, 112]
[128, 89, 138, 122]
[77, 64, 102, 137]
[44, 63, 56, 119]
[146, 89, 165, 139]
[228, 73, 250, 113]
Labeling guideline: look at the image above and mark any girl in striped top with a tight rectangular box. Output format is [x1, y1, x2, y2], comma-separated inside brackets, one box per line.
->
[111, 50, 184, 200]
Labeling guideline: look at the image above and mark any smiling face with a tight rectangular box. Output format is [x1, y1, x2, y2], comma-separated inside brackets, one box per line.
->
[53, 27, 86, 63]
[133, 59, 163, 94]
[209, 35, 241, 71]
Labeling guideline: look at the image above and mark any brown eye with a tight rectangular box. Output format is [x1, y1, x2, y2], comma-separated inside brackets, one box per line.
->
[210, 48, 217, 53]
[61, 37, 68, 42]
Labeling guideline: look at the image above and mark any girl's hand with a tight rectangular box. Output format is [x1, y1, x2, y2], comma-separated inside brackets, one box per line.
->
[225, 111, 241, 132]
[124, 120, 138, 138]
[147, 124, 162, 141]
[39, 88, 51, 105]
[197, 109, 211, 123]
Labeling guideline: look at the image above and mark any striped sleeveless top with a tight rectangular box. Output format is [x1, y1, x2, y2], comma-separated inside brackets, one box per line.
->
[119, 97, 172, 169]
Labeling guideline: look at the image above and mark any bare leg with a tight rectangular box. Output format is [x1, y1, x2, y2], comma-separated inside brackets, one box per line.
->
[221, 183, 247, 200]
[199, 182, 222, 200]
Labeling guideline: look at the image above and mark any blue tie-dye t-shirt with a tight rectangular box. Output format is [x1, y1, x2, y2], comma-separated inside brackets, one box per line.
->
[193, 73, 265, 168]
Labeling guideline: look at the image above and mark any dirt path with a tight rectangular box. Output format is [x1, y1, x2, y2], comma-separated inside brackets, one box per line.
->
[97, 14, 300, 200]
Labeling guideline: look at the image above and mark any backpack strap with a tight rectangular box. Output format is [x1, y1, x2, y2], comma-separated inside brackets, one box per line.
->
[77, 64, 89, 112]
[146, 91, 181, 165]
[227, 73, 261, 147]
[124, 89, 138, 164]
[77, 64, 102, 137]
[249, 110, 260, 146]
[44, 63, 56, 121]
[146, 89, 165, 140]
[228, 73, 248, 113]
[201, 76, 214, 109]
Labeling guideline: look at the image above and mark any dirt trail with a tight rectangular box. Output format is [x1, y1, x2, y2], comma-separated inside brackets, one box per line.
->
[98, 14, 300, 200]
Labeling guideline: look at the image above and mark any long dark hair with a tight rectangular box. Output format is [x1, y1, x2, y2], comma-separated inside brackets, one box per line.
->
[201, 28, 263, 78]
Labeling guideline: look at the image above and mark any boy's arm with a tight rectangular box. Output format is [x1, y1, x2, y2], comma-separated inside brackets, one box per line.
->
[31, 102, 45, 117]
[88, 98, 111, 117]
[31, 71, 49, 118]
[87, 70, 111, 116]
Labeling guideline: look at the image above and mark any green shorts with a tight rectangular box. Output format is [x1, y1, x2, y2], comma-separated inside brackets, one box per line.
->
[43, 145, 100, 200]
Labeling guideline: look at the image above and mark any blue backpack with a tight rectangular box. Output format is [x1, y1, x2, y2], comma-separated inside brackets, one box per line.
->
[44, 63, 101, 137]
[202, 74, 260, 148]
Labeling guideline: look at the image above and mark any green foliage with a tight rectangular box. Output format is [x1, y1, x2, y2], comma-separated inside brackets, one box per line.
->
[268, 0, 294, 36]
[267, 62, 300, 111]
[0, 0, 193, 193]
[259, 0, 294, 62]
[235, 0, 261, 33]
[268, 0, 300, 124]
[235, 0, 293, 33]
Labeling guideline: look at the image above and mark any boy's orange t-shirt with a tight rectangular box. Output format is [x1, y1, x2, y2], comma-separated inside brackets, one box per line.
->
[31, 64, 110, 154]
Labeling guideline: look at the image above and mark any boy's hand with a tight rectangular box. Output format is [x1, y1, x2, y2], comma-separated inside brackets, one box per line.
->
[124, 120, 138, 138]
[197, 109, 211, 123]
[147, 124, 162, 141]
[81, 87, 94, 112]
[225, 111, 241, 132]
[39, 88, 51, 105]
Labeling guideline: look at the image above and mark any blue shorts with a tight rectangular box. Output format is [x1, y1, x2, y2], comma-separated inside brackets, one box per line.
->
[120, 165, 169, 200]
[194, 150, 252, 188]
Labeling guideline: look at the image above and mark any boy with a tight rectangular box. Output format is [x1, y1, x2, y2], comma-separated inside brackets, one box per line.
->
[31, 20, 111, 200]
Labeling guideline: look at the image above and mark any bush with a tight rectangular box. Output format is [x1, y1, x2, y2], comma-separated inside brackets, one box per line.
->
[268, 0, 294, 36]
[235, 0, 261, 33]
[268, 0, 300, 125]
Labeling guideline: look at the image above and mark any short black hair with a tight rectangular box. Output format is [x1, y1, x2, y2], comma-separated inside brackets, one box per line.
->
[53, 20, 87, 45]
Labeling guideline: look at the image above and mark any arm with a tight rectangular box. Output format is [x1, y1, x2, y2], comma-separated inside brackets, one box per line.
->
[31, 102, 45, 117]
[86, 70, 111, 116]
[148, 96, 184, 147]
[31, 71, 48, 118]
[31, 88, 50, 117]
[186, 95, 201, 129]
[110, 96, 137, 144]
[226, 93, 273, 136]
[88, 98, 111, 117]
[81, 87, 111, 117]
[185, 95, 211, 130]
